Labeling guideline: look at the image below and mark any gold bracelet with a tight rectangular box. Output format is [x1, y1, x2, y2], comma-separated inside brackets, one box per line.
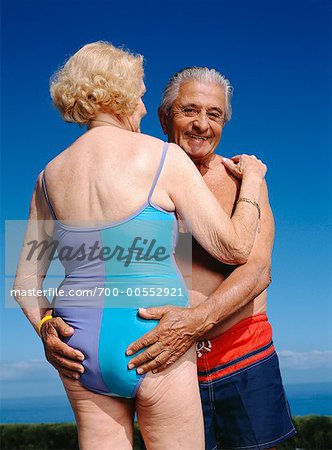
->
[38, 315, 53, 336]
[237, 198, 261, 219]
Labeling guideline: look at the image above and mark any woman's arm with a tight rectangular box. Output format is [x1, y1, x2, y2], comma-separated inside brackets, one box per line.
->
[13, 173, 85, 379]
[163, 143, 265, 265]
[13, 173, 54, 333]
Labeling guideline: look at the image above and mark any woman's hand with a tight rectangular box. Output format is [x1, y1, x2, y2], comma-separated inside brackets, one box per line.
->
[222, 154, 267, 180]
[126, 306, 204, 374]
[40, 317, 85, 380]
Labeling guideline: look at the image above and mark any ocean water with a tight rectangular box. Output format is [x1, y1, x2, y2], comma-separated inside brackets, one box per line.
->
[0, 396, 75, 424]
[285, 382, 332, 417]
[1, 383, 331, 423]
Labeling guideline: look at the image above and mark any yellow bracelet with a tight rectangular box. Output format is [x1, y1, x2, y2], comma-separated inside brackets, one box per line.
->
[38, 315, 53, 336]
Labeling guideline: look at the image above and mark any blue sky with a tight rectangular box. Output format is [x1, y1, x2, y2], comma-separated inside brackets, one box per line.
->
[1, 0, 331, 399]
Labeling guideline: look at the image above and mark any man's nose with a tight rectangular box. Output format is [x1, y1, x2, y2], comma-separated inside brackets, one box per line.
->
[193, 112, 209, 132]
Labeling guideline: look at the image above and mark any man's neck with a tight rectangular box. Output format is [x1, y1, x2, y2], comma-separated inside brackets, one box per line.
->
[194, 153, 218, 175]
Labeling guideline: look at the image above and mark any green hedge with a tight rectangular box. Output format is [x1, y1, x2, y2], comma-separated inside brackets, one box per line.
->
[1, 416, 331, 449]
[0, 424, 78, 450]
[0, 423, 144, 450]
[278, 416, 332, 450]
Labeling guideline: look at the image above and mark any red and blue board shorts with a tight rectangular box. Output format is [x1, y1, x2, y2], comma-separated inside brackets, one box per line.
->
[197, 313, 296, 450]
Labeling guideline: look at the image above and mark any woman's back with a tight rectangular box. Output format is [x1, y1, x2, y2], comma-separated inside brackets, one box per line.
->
[43, 126, 175, 226]
[44, 130, 187, 398]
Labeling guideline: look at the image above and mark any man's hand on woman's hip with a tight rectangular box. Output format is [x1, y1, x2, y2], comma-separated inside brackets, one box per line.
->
[126, 306, 204, 374]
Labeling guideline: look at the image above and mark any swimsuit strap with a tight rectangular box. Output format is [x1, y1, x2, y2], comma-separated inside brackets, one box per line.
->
[148, 142, 169, 203]
[41, 171, 58, 220]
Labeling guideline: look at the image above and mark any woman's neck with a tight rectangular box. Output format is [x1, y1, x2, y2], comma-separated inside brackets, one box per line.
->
[88, 113, 131, 131]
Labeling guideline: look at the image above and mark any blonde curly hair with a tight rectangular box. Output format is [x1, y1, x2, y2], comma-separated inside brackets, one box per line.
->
[50, 41, 144, 124]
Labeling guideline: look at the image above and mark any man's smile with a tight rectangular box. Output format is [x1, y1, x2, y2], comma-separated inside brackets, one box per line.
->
[185, 132, 210, 141]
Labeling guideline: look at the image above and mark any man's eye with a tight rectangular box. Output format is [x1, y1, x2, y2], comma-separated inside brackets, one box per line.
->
[183, 108, 197, 114]
[208, 112, 221, 118]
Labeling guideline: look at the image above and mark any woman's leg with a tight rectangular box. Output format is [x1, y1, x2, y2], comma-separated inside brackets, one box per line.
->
[136, 346, 204, 450]
[60, 374, 135, 450]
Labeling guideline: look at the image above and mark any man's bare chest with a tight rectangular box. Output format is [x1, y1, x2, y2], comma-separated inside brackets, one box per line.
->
[201, 168, 239, 216]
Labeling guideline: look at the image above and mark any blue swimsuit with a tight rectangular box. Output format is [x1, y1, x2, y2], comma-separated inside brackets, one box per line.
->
[42, 142, 188, 398]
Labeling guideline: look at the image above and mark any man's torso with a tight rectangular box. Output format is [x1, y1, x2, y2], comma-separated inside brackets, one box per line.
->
[176, 154, 267, 339]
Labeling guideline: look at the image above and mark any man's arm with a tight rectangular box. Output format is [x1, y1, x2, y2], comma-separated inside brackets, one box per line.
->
[195, 179, 274, 332]
[126, 180, 274, 374]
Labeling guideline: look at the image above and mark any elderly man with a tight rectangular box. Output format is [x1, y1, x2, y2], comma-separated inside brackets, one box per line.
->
[125, 67, 296, 450]
[41, 67, 296, 450]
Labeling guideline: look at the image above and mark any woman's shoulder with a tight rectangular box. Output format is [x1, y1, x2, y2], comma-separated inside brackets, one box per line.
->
[106, 131, 169, 164]
[43, 130, 169, 180]
[43, 145, 72, 176]
[112, 130, 165, 151]
[81, 127, 167, 154]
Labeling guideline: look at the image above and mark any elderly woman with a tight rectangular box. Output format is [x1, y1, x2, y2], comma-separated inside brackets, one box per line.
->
[14, 41, 266, 449]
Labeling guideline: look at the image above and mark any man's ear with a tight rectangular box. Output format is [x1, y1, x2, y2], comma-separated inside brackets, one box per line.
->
[158, 107, 168, 135]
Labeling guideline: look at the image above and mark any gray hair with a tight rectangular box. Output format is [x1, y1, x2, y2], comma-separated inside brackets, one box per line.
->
[160, 67, 233, 122]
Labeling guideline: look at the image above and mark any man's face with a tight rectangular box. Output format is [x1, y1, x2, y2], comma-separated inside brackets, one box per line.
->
[160, 81, 226, 163]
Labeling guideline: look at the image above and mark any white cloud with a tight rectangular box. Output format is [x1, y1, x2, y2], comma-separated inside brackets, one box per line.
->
[278, 350, 332, 370]
[1, 351, 332, 384]
[0, 359, 58, 382]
